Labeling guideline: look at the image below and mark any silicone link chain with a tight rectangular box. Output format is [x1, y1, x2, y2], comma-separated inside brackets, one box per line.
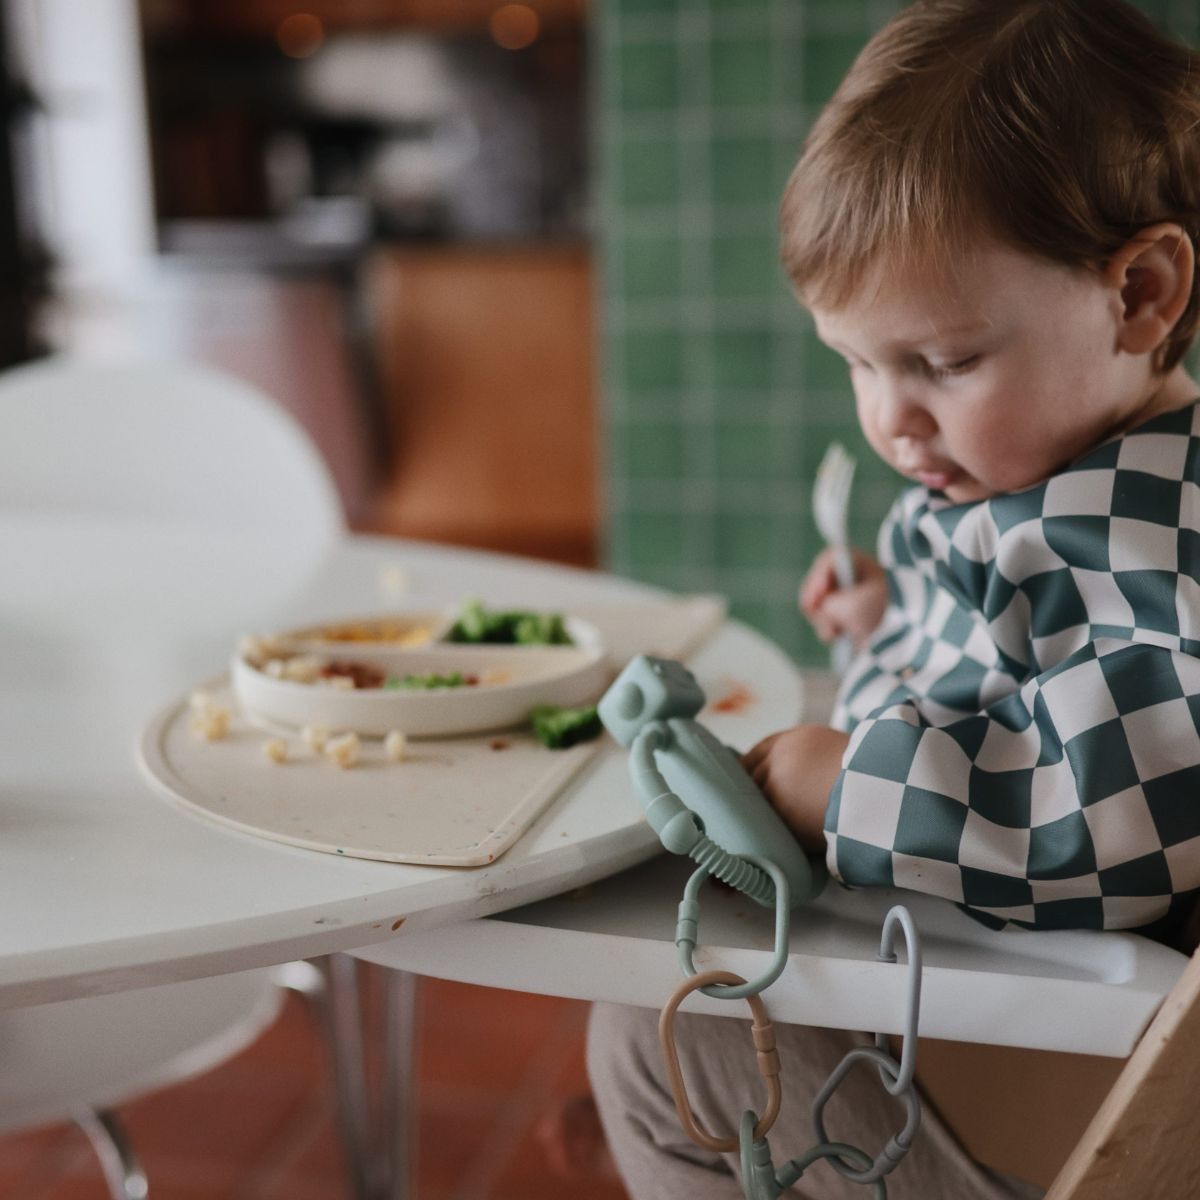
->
[658, 969, 783, 1152]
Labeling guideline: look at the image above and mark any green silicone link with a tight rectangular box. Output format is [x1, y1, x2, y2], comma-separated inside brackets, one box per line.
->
[676, 856, 792, 1000]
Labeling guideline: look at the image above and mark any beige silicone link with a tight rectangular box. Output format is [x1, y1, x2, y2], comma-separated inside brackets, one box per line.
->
[657, 969, 783, 1152]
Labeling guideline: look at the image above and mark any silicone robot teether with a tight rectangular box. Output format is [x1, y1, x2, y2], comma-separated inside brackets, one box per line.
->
[598, 655, 826, 909]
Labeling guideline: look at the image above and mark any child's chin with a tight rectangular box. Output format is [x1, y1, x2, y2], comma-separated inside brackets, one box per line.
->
[941, 478, 990, 504]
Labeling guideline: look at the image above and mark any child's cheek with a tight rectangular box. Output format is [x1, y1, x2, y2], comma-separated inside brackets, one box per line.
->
[854, 393, 893, 468]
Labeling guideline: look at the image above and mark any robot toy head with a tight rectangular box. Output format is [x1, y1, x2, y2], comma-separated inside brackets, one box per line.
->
[598, 655, 706, 747]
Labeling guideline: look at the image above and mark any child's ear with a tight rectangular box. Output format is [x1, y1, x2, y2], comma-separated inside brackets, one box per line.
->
[1103, 223, 1195, 357]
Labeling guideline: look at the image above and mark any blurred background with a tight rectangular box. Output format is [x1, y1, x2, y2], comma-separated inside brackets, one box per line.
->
[2, 0, 1199, 667]
[3, 3, 1199, 1199]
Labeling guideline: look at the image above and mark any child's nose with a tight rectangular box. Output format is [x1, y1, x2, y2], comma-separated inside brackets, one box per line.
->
[874, 376, 936, 440]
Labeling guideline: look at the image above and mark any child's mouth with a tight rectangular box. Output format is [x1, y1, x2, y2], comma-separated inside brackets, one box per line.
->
[912, 467, 957, 491]
[902, 463, 960, 492]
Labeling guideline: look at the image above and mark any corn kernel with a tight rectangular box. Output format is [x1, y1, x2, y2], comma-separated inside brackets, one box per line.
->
[384, 730, 407, 762]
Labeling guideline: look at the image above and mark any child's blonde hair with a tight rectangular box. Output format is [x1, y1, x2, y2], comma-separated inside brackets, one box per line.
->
[780, 0, 1200, 370]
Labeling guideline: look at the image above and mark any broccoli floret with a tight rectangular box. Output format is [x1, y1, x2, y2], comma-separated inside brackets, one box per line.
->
[446, 599, 499, 642]
[514, 612, 571, 645]
[447, 600, 573, 645]
[384, 671, 469, 690]
[530, 704, 602, 749]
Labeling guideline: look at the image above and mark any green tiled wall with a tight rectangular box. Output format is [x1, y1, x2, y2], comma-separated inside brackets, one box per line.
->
[598, 0, 1200, 666]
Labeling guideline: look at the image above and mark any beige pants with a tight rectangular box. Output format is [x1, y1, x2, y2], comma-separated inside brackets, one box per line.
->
[587, 1002, 1045, 1200]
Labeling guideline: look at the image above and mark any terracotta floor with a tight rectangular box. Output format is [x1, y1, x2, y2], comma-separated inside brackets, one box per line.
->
[0, 970, 630, 1200]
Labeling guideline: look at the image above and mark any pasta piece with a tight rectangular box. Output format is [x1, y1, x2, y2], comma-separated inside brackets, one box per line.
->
[263, 738, 288, 764]
[384, 730, 407, 762]
[325, 732, 360, 769]
[302, 724, 330, 752]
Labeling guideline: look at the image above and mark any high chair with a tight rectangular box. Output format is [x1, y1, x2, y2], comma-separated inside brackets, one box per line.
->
[352, 669, 1197, 1198]
[1043, 939, 1200, 1199]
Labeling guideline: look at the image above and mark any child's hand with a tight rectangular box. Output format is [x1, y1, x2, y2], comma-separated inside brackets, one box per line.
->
[742, 724, 850, 852]
[799, 548, 887, 648]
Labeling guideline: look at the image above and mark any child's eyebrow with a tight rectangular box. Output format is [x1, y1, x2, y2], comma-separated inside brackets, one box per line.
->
[820, 321, 994, 356]
[921, 319, 994, 340]
[885, 320, 997, 352]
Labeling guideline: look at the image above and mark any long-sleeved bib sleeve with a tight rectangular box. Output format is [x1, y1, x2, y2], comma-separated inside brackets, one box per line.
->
[826, 402, 1200, 930]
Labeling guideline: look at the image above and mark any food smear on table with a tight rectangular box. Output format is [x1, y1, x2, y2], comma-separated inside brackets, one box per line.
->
[708, 680, 755, 714]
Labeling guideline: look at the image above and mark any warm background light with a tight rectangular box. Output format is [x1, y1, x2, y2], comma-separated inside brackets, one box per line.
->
[489, 4, 540, 51]
[276, 12, 325, 59]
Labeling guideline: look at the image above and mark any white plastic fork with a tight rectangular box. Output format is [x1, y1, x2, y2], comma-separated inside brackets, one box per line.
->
[812, 442, 858, 674]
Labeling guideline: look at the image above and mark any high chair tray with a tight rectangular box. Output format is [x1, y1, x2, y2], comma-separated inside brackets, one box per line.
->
[352, 853, 1189, 1057]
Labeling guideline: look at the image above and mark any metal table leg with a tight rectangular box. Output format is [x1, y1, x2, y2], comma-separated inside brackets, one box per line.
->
[298, 955, 377, 1200]
[382, 969, 420, 1200]
[75, 1108, 148, 1200]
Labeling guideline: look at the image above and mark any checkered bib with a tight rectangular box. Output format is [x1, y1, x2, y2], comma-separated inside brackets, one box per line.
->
[827, 400, 1200, 930]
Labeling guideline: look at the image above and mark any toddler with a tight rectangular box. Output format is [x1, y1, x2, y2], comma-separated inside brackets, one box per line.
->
[589, 2, 1200, 1197]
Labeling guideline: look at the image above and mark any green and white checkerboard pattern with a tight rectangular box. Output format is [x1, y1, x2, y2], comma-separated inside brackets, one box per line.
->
[597, 0, 1200, 666]
[826, 402, 1200, 930]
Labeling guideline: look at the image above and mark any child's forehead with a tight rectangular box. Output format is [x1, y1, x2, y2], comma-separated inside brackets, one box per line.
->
[807, 237, 1090, 342]
[811, 304, 995, 356]
[809, 258, 991, 343]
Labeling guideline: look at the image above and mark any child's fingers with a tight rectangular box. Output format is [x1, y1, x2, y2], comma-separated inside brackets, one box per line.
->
[820, 583, 870, 628]
[798, 549, 839, 614]
[809, 611, 837, 643]
[740, 732, 779, 776]
[801, 547, 886, 643]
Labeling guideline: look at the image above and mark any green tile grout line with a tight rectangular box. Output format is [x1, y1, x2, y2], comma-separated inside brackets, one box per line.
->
[598, 0, 1198, 667]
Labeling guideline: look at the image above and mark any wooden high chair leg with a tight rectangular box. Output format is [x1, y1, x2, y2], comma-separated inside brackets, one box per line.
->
[1046, 947, 1200, 1200]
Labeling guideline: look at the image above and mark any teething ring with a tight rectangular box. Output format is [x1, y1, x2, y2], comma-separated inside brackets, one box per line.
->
[658, 969, 783, 1151]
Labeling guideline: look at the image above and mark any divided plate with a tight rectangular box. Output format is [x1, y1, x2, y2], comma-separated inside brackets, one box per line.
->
[231, 613, 609, 738]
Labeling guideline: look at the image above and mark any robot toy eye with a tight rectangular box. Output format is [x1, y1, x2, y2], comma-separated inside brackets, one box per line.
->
[615, 682, 644, 720]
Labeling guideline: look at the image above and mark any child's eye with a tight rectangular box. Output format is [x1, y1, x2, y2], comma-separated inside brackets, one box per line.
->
[929, 354, 981, 378]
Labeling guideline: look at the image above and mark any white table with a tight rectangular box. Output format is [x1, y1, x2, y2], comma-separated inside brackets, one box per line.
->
[8, 515, 1192, 1200]
[0, 520, 798, 1010]
[3, 515, 1187, 1051]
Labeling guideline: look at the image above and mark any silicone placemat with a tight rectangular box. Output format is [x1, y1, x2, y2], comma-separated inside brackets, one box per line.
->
[138, 595, 727, 866]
